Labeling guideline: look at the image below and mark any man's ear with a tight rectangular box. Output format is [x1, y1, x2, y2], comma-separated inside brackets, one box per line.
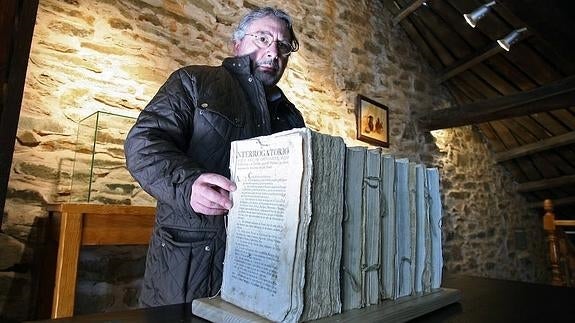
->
[232, 41, 240, 56]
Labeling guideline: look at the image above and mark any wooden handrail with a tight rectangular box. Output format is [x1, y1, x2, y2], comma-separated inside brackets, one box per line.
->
[554, 220, 575, 227]
[543, 199, 575, 286]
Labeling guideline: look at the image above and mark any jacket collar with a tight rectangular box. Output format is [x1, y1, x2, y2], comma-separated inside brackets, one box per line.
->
[222, 55, 252, 75]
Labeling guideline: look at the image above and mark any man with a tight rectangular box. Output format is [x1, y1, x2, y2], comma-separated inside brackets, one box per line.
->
[124, 7, 305, 307]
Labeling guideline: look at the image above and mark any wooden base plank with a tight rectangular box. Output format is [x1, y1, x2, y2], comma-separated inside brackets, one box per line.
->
[192, 297, 271, 323]
[192, 288, 461, 322]
[316, 288, 461, 322]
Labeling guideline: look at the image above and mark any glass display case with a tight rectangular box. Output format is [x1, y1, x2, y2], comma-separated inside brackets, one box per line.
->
[70, 111, 155, 205]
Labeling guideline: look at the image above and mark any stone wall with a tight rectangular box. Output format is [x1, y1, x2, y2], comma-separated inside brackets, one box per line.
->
[0, 0, 549, 321]
[430, 126, 549, 282]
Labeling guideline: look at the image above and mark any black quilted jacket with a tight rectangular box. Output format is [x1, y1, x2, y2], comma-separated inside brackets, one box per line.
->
[124, 55, 305, 307]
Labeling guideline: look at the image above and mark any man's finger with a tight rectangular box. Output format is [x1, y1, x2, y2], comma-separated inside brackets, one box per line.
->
[199, 173, 237, 192]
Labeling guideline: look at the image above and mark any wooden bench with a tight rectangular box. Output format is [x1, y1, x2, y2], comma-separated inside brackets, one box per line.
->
[39, 203, 155, 319]
[542, 199, 575, 286]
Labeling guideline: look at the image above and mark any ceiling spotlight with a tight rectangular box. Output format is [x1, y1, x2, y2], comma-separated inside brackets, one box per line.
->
[497, 27, 528, 51]
[464, 1, 496, 28]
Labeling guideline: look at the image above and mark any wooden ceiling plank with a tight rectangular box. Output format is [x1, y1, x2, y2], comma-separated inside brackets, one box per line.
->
[445, 0, 511, 40]
[502, 43, 563, 86]
[527, 154, 562, 179]
[529, 112, 570, 136]
[511, 156, 542, 182]
[490, 120, 543, 180]
[490, 119, 520, 149]
[497, 0, 575, 76]
[494, 131, 575, 162]
[398, 0, 471, 59]
[478, 122, 507, 152]
[539, 152, 575, 175]
[446, 0, 565, 88]
[405, 5, 455, 66]
[493, 1, 575, 75]
[389, 3, 444, 69]
[470, 64, 519, 95]
[525, 37, 575, 76]
[526, 113, 575, 171]
[517, 174, 575, 193]
[458, 70, 501, 98]
[418, 75, 575, 130]
[392, 0, 427, 25]
[475, 122, 525, 181]
[504, 118, 538, 144]
[439, 44, 502, 83]
[513, 116, 552, 139]
[445, 79, 472, 104]
[447, 0, 565, 88]
[509, 117, 575, 175]
[550, 109, 575, 131]
[555, 146, 575, 169]
[428, 0, 490, 50]
[484, 55, 536, 91]
[500, 159, 528, 183]
[447, 75, 485, 101]
[504, 119, 564, 178]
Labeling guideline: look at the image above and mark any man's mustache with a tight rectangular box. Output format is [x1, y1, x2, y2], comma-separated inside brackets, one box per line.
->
[256, 59, 279, 70]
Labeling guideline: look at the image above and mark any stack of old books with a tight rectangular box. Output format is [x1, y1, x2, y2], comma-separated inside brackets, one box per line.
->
[192, 128, 449, 323]
[341, 147, 444, 311]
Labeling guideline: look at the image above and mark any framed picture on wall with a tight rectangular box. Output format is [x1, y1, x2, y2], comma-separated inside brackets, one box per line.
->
[356, 94, 389, 147]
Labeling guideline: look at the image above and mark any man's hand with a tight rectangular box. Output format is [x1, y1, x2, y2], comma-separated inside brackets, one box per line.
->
[190, 173, 236, 215]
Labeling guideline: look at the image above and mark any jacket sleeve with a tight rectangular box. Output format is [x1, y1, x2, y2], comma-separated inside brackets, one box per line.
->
[124, 68, 201, 215]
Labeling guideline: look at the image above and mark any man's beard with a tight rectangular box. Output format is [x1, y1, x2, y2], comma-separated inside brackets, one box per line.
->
[253, 59, 282, 86]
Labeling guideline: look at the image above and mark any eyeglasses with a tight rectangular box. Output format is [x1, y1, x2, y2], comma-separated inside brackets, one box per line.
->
[244, 32, 294, 57]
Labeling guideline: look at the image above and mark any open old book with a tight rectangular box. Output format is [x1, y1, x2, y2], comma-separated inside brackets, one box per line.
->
[192, 128, 345, 322]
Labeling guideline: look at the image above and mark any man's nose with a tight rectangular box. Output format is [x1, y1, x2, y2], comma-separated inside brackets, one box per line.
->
[266, 41, 280, 58]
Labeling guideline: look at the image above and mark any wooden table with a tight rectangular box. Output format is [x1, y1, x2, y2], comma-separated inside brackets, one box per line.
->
[37, 203, 156, 319]
[32, 275, 575, 322]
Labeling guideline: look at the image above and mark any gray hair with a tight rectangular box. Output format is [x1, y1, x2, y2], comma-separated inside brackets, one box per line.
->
[232, 7, 299, 52]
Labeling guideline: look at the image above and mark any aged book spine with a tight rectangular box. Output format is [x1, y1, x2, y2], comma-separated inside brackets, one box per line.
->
[414, 164, 428, 294]
[409, 162, 418, 295]
[395, 158, 412, 298]
[427, 167, 443, 290]
[342, 146, 367, 311]
[362, 149, 382, 306]
[380, 154, 396, 300]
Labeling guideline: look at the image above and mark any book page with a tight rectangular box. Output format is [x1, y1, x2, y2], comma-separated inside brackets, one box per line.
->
[222, 131, 305, 322]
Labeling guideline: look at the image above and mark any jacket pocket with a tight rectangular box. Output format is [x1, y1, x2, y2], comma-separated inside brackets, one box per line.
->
[155, 227, 217, 303]
[197, 97, 245, 127]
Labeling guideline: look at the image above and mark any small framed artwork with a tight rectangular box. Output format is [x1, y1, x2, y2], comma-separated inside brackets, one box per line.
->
[356, 94, 389, 147]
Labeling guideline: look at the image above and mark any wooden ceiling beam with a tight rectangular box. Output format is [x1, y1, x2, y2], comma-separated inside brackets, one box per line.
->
[517, 174, 575, 193]
[392, 0, 426, 25]
[495, 131, 575, 162]
[439, 44, 502, 83]
[418, 75, 575, 130]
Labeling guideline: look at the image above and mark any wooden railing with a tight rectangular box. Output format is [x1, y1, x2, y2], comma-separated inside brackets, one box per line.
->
[543, 199, 575, 286]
